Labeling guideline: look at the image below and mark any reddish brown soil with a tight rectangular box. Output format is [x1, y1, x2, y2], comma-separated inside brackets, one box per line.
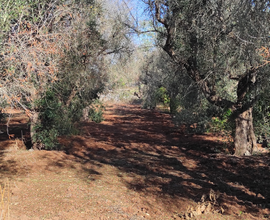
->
[0, 103, 270, 219]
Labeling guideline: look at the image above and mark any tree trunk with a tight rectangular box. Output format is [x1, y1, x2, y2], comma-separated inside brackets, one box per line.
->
[169, 96, 178, 114]
[30, 111, 39, 150]
[82, 106, 90, 121]
[234, 107, 257, 156]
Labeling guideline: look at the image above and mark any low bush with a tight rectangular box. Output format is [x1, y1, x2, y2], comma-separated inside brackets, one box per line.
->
[33, 90, 80, 150]
[253, 94, 270, 147]
[208, 109, 234, 137]
[88, 100, 105, 123]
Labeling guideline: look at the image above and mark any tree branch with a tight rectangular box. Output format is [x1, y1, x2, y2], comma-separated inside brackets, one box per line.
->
[125, 22, 162, 34]
[153, 0, 235, 109]
[184, 57, 234, 108]
[236, 68, 257, 103]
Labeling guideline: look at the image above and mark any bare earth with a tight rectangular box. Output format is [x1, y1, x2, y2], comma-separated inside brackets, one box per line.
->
[0, 103, 270, 219]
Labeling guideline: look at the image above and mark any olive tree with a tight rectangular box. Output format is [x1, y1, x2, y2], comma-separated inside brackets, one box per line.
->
[0, 0, 133, 149]
[142, 0, 270, 156]
[140, 48, 199, 112]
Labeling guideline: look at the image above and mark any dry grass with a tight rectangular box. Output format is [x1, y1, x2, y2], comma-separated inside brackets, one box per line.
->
[177, 189, 224, 219]
[0, 179, 10, 220]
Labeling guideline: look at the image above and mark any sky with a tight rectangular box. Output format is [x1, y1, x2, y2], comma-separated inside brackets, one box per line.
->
[126, 0, 156, 47]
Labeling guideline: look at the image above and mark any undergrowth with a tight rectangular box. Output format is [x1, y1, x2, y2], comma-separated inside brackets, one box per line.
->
[88, 100, 105, 123]
[33, 90, 105, 150]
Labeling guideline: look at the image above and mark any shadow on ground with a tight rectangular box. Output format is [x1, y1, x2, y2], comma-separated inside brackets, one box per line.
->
[56, 104, 270, 217]
[0, 104, 269, 218]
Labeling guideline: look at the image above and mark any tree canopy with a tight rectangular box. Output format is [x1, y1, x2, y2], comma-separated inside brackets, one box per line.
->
[0, 0, 134, 149]
[1, 0, 270, 155]
[141, 0, 270, 155]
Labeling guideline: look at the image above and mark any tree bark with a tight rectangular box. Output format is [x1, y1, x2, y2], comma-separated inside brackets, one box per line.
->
[234, 107, 257, 156]
[169, 96, 178, 114]
[30, 111, 39, 150]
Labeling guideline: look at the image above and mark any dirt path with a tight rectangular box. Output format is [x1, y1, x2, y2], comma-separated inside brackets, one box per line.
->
[0, 103, 270, 219]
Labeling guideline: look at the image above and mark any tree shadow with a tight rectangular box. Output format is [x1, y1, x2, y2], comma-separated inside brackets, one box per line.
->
[55, 104, 270, 217]
[0, 111, 31, 184]
[0, 104, 269, 218]
[0, 148, 20, 185]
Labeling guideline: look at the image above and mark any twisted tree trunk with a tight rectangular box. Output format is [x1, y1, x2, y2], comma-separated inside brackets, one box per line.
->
[234, 107, 257, 156]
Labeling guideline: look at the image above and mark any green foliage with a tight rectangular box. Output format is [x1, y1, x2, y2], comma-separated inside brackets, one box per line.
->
[33, 90, 61, 149]
[33, 89, 81, 150]
[172, 96, 235, 135]
[208, 109, 234, 136]
[33, 125, 60, 150]
[88, 100, 105, 123]
[0, 0, 134, 151]
[139, 49, 197, 113]
[155, 87, 170, 105]
[142, 86, 171, 109]
[119, 78, 126, 87]
[145, 0, 270, 155]
[33, 77, 106, 149]
[253, 93, 270, 146]
[173, 108, 209, 133]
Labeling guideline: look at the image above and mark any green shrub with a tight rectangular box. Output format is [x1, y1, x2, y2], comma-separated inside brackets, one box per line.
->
[208, 109, 234, 136]
[142, 86, 171, 109]
[173, 97, 235, 135]
[253, 94, 270, 147]
[173, 108, 210, 133]
[155, 87, 170, 105]
[33, 89, 81, 150]
[33, 126, 60, 150]
[88, 100, 105, 123]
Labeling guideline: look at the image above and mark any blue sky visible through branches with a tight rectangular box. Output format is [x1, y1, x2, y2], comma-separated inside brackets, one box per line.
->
[125, 0, 156, 47]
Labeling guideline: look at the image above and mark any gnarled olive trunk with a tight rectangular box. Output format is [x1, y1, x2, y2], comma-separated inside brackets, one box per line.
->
[234, 107, 257, 156]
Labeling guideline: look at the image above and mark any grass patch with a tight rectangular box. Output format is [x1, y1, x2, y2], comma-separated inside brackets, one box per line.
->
[0, 179, 10, 220]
